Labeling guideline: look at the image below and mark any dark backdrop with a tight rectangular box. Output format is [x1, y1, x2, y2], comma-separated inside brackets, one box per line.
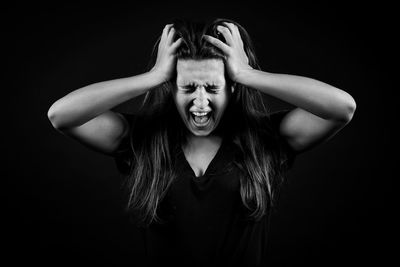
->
[6, 2, 395, 266]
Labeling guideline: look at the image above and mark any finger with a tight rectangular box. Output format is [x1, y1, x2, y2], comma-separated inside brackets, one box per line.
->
[166, 27, 176, 44]
[165, 23, 174, 30]
[204, 35, 230, 53]
[171, 37, 183, 52]
[222, 22, 243, 44]
[162, 24, 174, 37]
[221, 22, 234, 34]
[162, 24, 173, 35]
[160, 24, 172, 44]
[217, 25, 234, 46]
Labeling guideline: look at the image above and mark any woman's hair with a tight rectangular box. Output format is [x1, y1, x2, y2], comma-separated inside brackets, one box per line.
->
[122, 18, 290, 227]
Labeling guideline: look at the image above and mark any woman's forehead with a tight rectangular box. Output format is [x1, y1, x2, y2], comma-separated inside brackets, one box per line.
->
[176, 59, 226, 85]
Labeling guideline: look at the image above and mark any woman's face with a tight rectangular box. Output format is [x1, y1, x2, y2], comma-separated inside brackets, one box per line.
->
[173, 58, 232, 137]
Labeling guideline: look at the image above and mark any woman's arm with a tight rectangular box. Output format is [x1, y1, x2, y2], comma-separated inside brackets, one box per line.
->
[47, 71, 165, 155]
[235, 70, 355, 122]
[47, 24, 182, 155]
[205, 22, 356, 154]
[47, 71, 166, 129]
[234, 70, 356, 153]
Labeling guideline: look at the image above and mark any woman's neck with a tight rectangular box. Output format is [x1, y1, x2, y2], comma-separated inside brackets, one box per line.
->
[183, 134, 223, 153]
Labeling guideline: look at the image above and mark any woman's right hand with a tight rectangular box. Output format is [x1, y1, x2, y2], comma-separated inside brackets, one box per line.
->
[150, 24, 183, 82]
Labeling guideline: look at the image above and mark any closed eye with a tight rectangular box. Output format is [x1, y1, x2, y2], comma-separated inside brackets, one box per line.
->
[181, 85, 196, 92]
[206, 86, 220, 93]
[180, 85, 220, 93]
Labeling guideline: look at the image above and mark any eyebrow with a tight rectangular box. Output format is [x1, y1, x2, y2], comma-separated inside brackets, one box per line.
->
[180, 82, 221, 87]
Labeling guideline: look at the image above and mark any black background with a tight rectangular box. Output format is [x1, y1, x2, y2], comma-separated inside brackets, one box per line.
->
[5, 2, 395, 266]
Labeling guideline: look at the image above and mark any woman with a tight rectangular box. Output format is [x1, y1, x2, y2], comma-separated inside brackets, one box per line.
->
[47, 18, 356, 267]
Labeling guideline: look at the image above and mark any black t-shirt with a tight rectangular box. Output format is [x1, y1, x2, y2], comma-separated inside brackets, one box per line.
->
[114, 110, 296, 267]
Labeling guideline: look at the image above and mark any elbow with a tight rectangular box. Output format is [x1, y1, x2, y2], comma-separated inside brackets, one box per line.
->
[47, 102, 65, 130]
[47, 104, 59, 129]
[337, 92, 357, 123]
[348, 96, 357, 121]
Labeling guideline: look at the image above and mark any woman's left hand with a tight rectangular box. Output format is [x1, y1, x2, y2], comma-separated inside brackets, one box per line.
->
[204, 22, 253, 82]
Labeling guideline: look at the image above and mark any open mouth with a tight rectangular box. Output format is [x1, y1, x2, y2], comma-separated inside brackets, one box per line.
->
[190, 111, 212, 127]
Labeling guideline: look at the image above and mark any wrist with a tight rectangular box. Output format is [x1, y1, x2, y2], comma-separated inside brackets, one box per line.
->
[149, 67, 170, 84]
[233, 66, 255, 84]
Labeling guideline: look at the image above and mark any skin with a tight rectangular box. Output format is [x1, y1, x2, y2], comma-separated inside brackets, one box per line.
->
[173, 59, 232, 138]
[48, 22, 355, 159]
[172, 59, 234, 176]
[47, 24, 183, 155]
[205, 22, 356, 153]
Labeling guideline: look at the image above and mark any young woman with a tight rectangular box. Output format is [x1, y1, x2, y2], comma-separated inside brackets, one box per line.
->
[47, 18, 356, 267]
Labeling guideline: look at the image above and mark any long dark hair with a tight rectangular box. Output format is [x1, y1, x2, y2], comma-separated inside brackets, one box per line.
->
[123, 18, 290, 227]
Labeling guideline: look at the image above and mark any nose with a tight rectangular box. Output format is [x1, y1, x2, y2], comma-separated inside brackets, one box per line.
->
[193, 87, 209, 108]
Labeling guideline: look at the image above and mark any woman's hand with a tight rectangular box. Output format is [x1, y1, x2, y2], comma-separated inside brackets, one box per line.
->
[204, 22, 253, 82]
[151, 24, 183, 82]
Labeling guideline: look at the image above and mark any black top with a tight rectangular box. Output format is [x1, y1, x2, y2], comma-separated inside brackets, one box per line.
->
[114, 110, 296, 267]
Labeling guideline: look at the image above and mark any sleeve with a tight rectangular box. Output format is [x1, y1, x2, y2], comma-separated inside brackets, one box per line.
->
[268, 109, 297, 170]
[113, 112, 135, 176]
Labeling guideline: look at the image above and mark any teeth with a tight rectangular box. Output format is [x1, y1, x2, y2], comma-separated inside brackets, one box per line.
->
[192, 111, 209, 116]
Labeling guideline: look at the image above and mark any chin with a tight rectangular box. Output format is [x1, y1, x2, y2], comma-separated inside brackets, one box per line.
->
[188, 128, 213, 137]
[192, 132, 212, 137]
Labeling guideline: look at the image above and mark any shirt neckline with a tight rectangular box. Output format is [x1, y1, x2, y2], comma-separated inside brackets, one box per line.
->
[179, 137, 226, 179]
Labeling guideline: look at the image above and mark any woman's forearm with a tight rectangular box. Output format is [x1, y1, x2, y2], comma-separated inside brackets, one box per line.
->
[47, 70, 166, 129]
[236, 69, 356, 121]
